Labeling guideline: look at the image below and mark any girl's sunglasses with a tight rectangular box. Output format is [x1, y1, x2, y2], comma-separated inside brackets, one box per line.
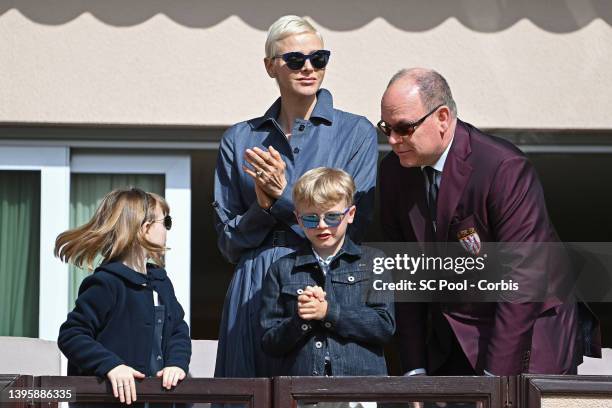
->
[298, 208, 349, 229]
[152, 215, 172, 231]
[273, 50, 331, 71]
[132, 188, 172, 230]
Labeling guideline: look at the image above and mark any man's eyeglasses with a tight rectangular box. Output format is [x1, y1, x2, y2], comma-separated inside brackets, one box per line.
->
[298, 208, 350, 229]
[152, 215, 172, 231]
[273, 50, 331, 71]
[377, 104, 443, 139]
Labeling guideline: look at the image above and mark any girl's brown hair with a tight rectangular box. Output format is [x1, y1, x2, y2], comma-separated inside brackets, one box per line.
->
[54, 188, 170, 270]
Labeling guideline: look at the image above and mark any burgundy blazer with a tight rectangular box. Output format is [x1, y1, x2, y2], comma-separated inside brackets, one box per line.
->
[379, 119, 587, 375]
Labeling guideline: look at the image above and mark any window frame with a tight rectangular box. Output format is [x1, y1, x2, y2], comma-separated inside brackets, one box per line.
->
[0, 146, 192, 339]
[70, 152, 192, 325]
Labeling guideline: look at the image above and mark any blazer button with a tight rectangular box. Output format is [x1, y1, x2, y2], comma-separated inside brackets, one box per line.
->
[298, 124, 305, 131]
[301, 324, 310, 332]
[348, 276, 355, 282]
[297, 289, 304, 295]
[293, 147, 300, 154]
[315, 341, 323, 349]
[324, 322, 332, 329]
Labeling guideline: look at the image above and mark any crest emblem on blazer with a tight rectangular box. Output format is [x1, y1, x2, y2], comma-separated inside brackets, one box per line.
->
[457, 227, 481, 255]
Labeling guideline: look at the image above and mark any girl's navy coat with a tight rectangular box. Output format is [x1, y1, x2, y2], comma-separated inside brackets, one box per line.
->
[58, 262, 191, 377]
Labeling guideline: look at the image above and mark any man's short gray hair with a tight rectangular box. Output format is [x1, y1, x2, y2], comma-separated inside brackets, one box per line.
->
[388, 68, 457, 117]
[265, 15, 323, 59]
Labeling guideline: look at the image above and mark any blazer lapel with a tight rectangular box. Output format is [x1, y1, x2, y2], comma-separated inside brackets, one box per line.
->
[436, 121, 473, 242]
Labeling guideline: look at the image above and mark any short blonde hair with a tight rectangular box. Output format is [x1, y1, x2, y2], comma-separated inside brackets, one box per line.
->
[293, 167, 355, 209]
[265, 15, 323, 58]
[54, 188, 169, 269]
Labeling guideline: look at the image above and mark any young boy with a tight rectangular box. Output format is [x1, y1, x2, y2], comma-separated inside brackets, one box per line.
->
[260, 167, 395, 377]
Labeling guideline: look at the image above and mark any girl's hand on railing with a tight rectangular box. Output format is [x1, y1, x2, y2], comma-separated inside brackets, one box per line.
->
[106, 364, 145, 405]
[156, 366, 186, 390]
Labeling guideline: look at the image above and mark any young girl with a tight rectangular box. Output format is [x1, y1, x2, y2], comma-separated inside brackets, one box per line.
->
[56, 187, 191, 405]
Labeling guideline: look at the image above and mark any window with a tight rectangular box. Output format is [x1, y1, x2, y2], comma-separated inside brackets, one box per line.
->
[0, 170, 41, 337]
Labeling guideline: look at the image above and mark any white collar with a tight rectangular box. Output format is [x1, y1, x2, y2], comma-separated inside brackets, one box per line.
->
[312, 248, 334, 265]
[421, 136, 454, 174]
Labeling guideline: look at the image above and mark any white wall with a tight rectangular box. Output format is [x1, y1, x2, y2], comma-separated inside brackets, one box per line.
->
[1, 1, 611, 129]
[542, 396, 612, 408]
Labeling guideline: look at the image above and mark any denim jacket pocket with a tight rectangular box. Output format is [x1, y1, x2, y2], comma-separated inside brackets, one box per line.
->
[331, 270, 369, 284]
[330, 270, 370, 305]
[280, 283, 309, 314]
[280, 283, 309, 297]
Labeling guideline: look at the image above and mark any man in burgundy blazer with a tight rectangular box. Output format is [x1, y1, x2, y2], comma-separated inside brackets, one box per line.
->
[378, 68, 596, 376]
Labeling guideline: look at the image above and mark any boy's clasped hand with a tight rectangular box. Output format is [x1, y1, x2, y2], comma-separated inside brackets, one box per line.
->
[297, 285, 328, 321]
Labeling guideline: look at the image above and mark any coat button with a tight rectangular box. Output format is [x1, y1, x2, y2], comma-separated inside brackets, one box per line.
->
[297, 289, 304, 295]
[301, 324, 310, 332]
[348, 276, 355, 282]
[293, 147, 300, 154]
[298, 124, 305, 131]
[315, 341, 323, 349]
[157, 319, 162, 323]
[324, 322, 332, 329]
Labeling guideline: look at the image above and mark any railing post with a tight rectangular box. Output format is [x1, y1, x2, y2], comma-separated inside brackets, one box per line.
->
[0, 374, 34, 408]
[503, 376, 519, 408]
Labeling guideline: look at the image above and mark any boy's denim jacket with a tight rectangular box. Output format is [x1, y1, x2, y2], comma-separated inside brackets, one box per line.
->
[260, 237, 395, 376]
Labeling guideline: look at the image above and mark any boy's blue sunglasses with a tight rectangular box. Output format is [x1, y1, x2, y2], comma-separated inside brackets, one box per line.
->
[298, 208, 350, 229]
[273, 50, 331, 70]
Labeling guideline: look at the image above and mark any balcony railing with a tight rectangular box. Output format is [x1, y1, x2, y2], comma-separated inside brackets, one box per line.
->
[1, 375, 611, 408]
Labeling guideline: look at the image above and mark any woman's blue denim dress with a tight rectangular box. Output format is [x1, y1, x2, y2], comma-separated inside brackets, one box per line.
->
[213, 88, 378, 377]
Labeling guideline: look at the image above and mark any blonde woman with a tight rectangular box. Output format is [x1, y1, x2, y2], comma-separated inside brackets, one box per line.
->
[213, 15, 378, 378]
[56, 188, 190, 405]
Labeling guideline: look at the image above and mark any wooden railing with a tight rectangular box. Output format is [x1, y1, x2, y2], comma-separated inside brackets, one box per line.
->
[1, 374, 612, 407]
[520, 374, 612, 408]
[274, 376, 504, 407]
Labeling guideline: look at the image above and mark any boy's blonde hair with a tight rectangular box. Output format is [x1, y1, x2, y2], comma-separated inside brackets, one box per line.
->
[293, 167, 355, 209]
[54, 188, 169, 270]
[265, 15, 323, 58]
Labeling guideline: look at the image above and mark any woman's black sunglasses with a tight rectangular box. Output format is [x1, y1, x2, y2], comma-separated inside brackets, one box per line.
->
[273, 50, 331, 70]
